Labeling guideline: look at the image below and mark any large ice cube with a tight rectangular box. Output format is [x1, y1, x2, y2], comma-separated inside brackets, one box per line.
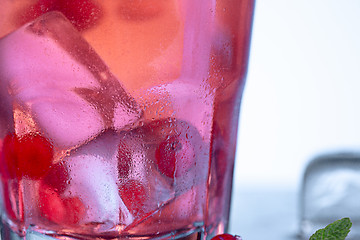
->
[0, 12, 141, 149]
[300, 152, 360, 239]
[115, 117, 208, 235]
[116, 127, 174, 221]
[63, 130, 133, 227]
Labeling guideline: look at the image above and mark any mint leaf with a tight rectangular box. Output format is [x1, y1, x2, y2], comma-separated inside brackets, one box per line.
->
[309, 218, 352, 240]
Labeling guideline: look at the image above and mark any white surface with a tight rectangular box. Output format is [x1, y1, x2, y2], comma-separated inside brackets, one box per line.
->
[229, 186, 298, 240]
[230, 1, 360, 238]
[234, 0, 360, 190]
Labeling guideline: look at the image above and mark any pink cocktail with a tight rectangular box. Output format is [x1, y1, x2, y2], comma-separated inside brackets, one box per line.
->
[0, 1, 254, 239]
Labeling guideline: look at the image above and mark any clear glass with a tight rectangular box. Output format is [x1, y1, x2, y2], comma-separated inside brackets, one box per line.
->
[0, 1, 254, 239]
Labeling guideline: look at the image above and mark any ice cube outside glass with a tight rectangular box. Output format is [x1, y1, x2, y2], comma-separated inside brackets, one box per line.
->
[299, 152, 360, 240]
[0, 1, 254, 239]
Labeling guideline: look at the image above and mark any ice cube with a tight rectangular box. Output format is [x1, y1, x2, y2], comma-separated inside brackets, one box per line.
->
[300, 152, 360, 239]
[0, 12, 141, 149]
[117, 118, 208, 235]
[116, 127, 174, 221]
[63, 130, 133, 227]
[128, 117, 209, 188]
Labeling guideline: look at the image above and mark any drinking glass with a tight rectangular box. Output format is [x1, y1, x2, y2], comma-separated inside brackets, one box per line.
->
[0, 1, 254, 239]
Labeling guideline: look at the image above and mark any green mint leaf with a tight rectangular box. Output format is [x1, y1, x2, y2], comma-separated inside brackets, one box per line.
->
[309, 218, 352, 240]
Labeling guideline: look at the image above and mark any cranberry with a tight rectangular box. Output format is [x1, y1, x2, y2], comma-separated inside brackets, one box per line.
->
[18, 0, 103, 31]
[38, 187, 86, 225]
[140, 118, 203, 179]
[211, 233, 241, 240]
[39, 187, 65, 224]
[42, 162, 69, 194]
[119, 179, 148, 215]
[155, 134, 195, 178]
[0, 133, 53, 179]
[62, 197, 86, 224]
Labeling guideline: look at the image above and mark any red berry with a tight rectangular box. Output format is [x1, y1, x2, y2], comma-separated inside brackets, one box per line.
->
[155, 135, 179, 178]
[18, 0, 103, 31]
[119, 179, 148, 215]
[38, 187, 86, 225]
[38, 187, 66, 224]
[0, 133, 54, 179]
[42, 162, 69, 194]
[63, 197, 86, 224]
[211, 233, 240, 240]
[140, 118, 203, 179]
[117, 140, 132, 178]
[155, 135, 196, 178]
